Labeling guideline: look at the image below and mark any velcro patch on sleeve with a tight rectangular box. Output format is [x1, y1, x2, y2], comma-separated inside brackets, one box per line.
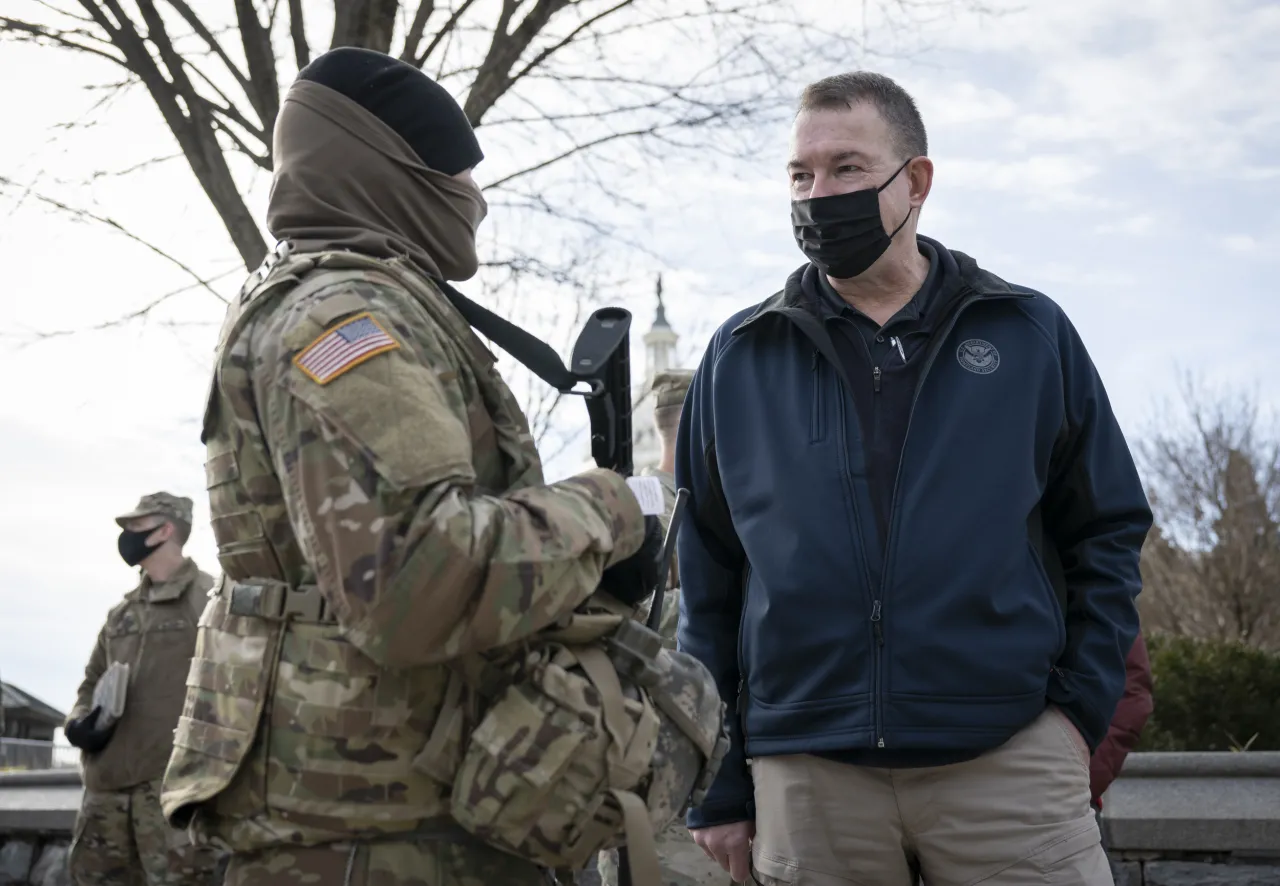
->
[293, 312, 401, 385]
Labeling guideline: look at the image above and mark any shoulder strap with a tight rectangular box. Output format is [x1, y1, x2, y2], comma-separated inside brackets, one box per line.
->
[279, 245, 580, 393]
[433, 280, 578, 392]
[205, 243, 585, 442]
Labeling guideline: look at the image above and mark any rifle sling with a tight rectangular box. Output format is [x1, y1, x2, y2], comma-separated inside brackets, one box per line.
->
[437, 280, 579, 393]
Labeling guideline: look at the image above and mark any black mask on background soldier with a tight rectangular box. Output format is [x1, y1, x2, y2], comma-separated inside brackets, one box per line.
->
[791, 158, 914, 279]
[118, 527, 163, 567]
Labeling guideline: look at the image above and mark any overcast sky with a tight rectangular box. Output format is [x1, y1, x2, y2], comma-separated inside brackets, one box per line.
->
[1, 0, 1276, 725]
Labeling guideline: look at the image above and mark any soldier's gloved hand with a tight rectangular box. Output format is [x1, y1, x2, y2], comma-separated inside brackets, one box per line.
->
[600, 516, 665, 607]
[64, 707, 114, 753]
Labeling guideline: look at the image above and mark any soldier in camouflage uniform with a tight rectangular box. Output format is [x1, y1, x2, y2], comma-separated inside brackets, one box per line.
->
[159, 48, 662, 886]
[636, 370, 695, 649]
[597, 370, 704, 886]
[65, 493, 221, 886]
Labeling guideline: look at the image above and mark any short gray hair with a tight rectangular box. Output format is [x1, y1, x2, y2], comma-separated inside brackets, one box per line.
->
[798, 71, 928, 161]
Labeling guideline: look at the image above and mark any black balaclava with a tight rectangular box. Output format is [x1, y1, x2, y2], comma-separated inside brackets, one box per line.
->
[297, 47, 483, 175]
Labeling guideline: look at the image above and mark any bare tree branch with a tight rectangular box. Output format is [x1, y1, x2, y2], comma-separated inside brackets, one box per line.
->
[507, 0, 637, 91]
[331, 0, 399, 52]
[6, 0, 1003, 441]
[0, 175, 229, 306]
[484, 121, 679, 189]
[401, 0, 435, 62]
[0, 14, 127, 66]
[463, 0, 571, 125]
[232, 0, 281, 132]
[89, 153, 183, 180]
[287, 0, 310, 68]
[415, 0, 480, 67]
[18, 265, 242, 346]
[1138, 374, 1280, 650]
[160, 0, 253, 100]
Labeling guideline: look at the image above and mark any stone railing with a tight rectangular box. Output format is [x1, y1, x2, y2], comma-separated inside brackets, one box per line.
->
[0, 740, 78, 773]
[2, 753, 1278, 886]
[1101, 752, 1280, 886]
[0, 770, 81, 886]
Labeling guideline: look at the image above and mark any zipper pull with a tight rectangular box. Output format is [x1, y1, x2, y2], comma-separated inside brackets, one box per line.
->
[872, 366, 882, 392]
[891, 336, 906, 364]
[871, 600, 884, 646]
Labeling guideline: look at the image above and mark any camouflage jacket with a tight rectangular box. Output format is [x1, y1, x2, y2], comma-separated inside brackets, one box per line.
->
[162, 250, 646, 849]
[70, 559, 213, 792]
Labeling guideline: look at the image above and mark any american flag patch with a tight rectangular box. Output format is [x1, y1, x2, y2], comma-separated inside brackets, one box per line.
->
[293, 312, 400, 385]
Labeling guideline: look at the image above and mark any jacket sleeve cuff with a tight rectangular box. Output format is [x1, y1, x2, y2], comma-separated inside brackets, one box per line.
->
[686, 736, 755, 829]
[687, 796, 755, 829]
[556, 467, 646, 568]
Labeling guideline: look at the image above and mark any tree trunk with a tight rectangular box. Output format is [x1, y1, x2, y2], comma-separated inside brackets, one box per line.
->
[331, 0, 401, 52]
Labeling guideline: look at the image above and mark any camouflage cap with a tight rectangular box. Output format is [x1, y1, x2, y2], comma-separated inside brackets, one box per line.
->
[651, 370, 694, 410]
[114, 492, 194, 530]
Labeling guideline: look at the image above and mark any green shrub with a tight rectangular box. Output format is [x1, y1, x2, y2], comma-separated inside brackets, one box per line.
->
[1138, 634, 1280, 752]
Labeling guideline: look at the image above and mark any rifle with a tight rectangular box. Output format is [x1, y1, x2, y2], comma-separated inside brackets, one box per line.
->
[437, 286, 690, 886]
[439, 286, 685, 619]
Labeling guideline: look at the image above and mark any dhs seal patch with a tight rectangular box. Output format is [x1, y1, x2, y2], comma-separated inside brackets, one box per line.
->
[956, 339, 999, 375]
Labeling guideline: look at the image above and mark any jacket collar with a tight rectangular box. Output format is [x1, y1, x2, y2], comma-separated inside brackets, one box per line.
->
[732, 235, 1029, 338]
[139, 558, 199, 604]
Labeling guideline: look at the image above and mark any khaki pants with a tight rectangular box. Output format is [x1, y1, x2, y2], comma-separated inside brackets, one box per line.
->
[68, 781, 222, 886]
[750, 709, 1111, 886]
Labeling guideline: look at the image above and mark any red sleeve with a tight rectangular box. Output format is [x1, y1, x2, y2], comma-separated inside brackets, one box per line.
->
[1089, 632, 1154, 805]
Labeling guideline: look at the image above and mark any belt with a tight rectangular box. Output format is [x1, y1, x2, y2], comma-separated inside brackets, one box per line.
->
[226, 578, 337, 624]
[347, 817, 477, 845]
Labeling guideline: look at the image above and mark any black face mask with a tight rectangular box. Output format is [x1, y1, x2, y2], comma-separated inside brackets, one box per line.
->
[118, 527, 164, 567]
[791, 158, 914, 279]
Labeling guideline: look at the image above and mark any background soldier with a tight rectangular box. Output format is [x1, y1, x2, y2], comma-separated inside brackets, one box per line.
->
[160, 48, 661, 886]
[637, 369, 694, 649]
[65, 492, 220, 886]
[596, 369, 699, 886]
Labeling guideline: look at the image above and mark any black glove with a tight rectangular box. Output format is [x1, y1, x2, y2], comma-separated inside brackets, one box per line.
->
[600, 516, 665, 607]
[64, 706, 114, 753]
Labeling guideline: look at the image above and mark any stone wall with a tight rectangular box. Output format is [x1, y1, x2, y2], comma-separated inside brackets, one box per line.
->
[1102, 753, 1280, 886]
[0, 771, 78, 886]
[3, 754, 1278, 885]
[0, 838, 68, 886]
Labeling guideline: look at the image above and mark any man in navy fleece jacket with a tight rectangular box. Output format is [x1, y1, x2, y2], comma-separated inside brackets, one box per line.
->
[675, 70, 1151, 886]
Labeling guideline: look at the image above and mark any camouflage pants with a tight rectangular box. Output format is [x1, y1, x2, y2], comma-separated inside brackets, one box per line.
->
[68, 781, 223, 886]
[222, 840, 554, 886]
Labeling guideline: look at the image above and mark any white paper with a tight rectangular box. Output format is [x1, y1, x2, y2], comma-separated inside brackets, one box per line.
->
[92, 661, 129, 729]
[626, 475, 665, 517]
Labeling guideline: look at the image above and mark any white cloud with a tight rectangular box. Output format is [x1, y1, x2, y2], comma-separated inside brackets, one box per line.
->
[1096, 214, 1157, 236]
[1223, 234, 1259, 253]
[940, 155, 1104, 207]
[950, 0, 1280, 178]
[915, 81, 1019, 128]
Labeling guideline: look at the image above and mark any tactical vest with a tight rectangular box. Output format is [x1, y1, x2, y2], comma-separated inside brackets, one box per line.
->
[161, 245, 728, 886]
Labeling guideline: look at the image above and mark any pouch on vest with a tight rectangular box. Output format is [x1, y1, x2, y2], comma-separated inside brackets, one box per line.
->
[446, 612, 729, 880]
